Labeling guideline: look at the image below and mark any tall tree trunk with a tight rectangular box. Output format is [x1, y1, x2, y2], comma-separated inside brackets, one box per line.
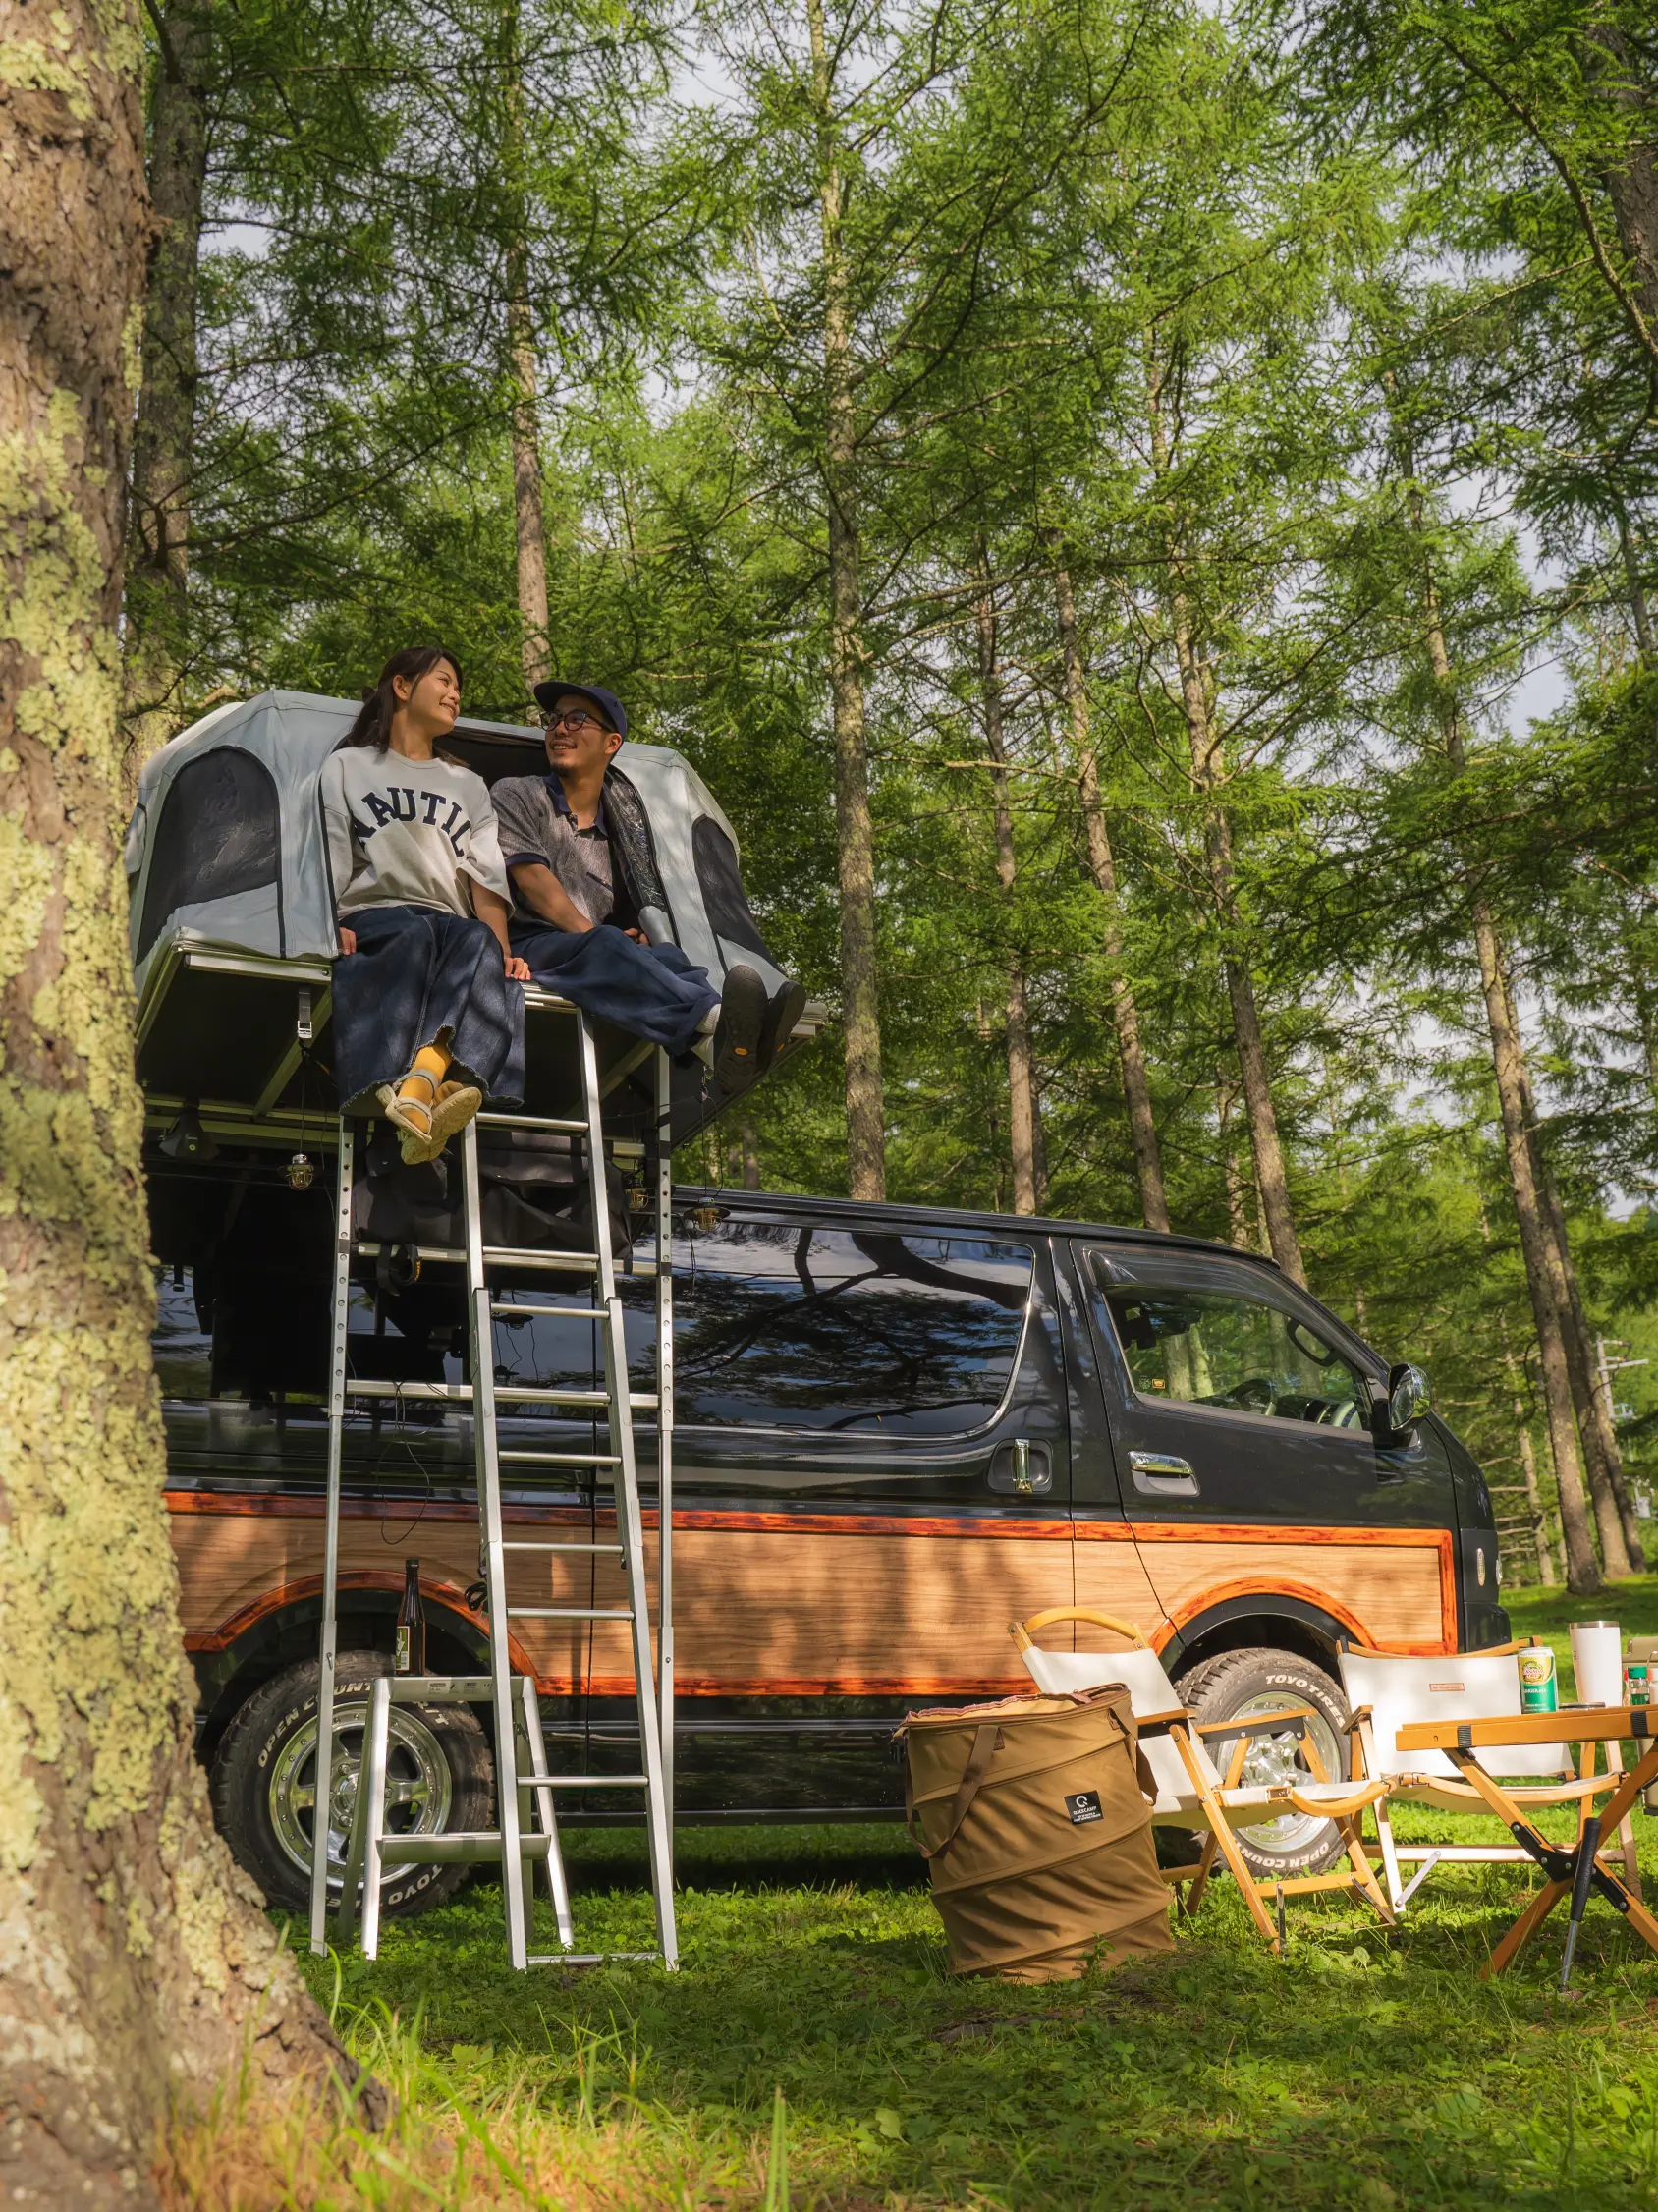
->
[1146, 357, 1303, 1281]
[501, 0, 549, 695]
[1507, 1001, 1644, 1568]
[508, 293, 550, 692]
[122, 0, 211, 803]
[1494, 1300, 1561, 1587]
[974, 578, 1038, 1215]
[806, 0, 884, 1199]
[1583, 26, 1658, 336]
[1, 7, 352, 2192]
[740, 1112, 761, 1191]
[1051, 546, 1169, 1231]
[1615, 506, 1654, 659]
[1469, 910, 1603, 1588]
[1218, 1073, 1254, 1249]
[1413, 536, 1603, 1587]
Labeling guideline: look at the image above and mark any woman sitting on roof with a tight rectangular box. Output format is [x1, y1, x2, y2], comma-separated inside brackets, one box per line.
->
[321, 646, 528, 1162]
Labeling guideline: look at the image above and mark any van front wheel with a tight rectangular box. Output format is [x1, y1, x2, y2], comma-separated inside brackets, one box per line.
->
[1176, 1647, 1350, 1881]
[209, 1655, 492, 1918]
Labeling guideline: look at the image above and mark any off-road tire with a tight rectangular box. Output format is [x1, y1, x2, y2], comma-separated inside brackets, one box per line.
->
[1175, 1646, 1350, 1880]
[209, 1653, 492, 1918]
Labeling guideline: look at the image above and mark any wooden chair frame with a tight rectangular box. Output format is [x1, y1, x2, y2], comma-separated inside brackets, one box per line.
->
[1014, 1607, 1395, 1955]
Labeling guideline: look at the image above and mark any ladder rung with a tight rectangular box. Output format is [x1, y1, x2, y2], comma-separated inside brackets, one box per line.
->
[348, 1379, 469, 1401]
[526, 1953, 661, 1966]
[520, 1774, 650, 1789]
[476, 1112, 587, 1134]
[496, 1385, 609, 1406]
[485, 1246, 599, 1272]
[507, 1606, 634, 1621]
[500, 1449, 621, 1466]
[368, 1830, 555, 1865]
[493, 1302, 603, 1320]
[353, 1241, 465, 1263]
[502, 1540, 624, 1554]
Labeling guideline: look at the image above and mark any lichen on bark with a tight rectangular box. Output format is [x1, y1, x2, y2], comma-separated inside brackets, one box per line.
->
[0, 1, 356, 2199]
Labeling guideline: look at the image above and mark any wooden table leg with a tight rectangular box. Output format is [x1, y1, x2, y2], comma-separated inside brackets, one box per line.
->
[1484, 1878, 1568, 1979]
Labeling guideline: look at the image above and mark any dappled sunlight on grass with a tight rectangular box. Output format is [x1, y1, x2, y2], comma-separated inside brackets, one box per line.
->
[162, 1814, 1658, 2208]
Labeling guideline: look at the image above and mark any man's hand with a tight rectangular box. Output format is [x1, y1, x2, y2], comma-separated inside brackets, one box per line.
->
[338, 926, 357, 956]
[505, 953, 531, 982]
[624, 927, 647, 943]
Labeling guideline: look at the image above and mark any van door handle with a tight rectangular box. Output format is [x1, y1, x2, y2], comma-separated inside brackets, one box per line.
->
[1129, 1450, 1199, 1498]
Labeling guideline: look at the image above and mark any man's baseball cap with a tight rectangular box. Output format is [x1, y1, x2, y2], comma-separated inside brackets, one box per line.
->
[531, 680, 627, 739]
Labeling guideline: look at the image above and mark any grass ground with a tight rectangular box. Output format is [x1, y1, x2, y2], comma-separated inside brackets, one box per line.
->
[173, 1580, 1658, 2210]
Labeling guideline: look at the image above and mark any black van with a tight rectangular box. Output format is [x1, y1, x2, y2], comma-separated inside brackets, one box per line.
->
[153, 1165, 1507, 1911]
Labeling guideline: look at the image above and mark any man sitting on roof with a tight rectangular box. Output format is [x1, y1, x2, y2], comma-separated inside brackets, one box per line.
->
[491, 682, 803, 1091]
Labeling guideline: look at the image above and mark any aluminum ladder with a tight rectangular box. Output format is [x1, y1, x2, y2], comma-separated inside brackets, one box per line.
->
[306, 1011, 677, 1970]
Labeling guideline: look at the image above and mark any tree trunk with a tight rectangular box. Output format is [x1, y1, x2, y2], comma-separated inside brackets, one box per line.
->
[1051, 547, 1169, 1231]
[1218, 1073, 1254, 1249]
[1615, 506, 1654, 659]
[1466, 907, 1603, 1589]
[501, 0, 550, 695]
[806, 0, 884, 1200]
[974, 579, 1038, 1215]
[1496, 1307, 1560, 1587]
[509, 294, 550, 692]
[1583, 26, 1658, 337]
[0, 8, 355, 2195]
[1511, 1017, 1644, 1569]
[1146, 358, 1303, 1281]
[740, 1112, 761, 1191]
[1412, 533, 1603, 1587]
[122, 0, 212, 803]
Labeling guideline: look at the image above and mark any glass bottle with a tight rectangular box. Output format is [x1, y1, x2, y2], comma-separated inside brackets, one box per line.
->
[395, 1558, 425, 1676]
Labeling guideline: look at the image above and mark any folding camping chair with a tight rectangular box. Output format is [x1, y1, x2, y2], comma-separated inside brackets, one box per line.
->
[1013, 1608, 1395, 1954]
[1338, 1642, 1624, 1914]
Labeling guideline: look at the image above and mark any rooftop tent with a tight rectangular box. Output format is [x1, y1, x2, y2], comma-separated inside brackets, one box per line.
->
[126, 689, 808, 1134]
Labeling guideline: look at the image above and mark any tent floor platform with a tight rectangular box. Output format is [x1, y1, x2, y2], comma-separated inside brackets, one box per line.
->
[137, 945, 823, 1155]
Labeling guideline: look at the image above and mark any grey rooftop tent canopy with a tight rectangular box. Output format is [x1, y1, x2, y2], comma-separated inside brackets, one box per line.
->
[127, 689, 817, 1148]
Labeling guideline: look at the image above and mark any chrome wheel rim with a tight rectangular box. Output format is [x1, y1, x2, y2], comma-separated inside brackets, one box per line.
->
[269, 1696, 452, 1892]
[1223, 1690, 1343, 1857]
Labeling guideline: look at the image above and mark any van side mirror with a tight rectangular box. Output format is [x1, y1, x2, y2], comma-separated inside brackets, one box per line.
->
[1375, 1361, 1431, 1443]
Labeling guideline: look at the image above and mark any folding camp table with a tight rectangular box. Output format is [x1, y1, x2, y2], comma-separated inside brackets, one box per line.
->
[1396, 1705, 1658, 1988]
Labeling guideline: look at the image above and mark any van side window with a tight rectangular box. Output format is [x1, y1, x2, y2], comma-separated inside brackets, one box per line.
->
[1090, 1258, 1365, 1429]
[662, 1221, 1033, 1435]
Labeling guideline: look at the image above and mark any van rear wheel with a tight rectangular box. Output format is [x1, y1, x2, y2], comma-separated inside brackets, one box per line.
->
[209, 1654, 492, 1919]
[1176, 1647, 1349, 1881]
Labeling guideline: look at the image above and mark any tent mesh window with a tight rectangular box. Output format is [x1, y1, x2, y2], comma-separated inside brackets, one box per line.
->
[138, 747, 283, 962]
[691, 816, 770, 958]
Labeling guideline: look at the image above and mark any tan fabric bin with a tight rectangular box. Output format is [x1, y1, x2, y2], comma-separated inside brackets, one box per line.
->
[900, 1687, 1174, 1982]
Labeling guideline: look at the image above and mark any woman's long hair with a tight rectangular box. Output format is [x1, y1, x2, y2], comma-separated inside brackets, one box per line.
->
[343, 645, 463, 752]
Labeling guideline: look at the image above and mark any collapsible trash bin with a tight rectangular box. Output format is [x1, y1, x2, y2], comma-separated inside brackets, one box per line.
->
[901, 1688, 1173, 1982]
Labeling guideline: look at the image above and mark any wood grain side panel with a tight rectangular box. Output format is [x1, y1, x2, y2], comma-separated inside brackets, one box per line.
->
[588, 1517, 1157, 1698]
[168, 1502, 588, 1688]
[1075, 1525, 1454, 1655]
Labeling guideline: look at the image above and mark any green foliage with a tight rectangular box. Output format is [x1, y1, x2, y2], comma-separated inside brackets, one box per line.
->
[133, 0, 1658, 1575]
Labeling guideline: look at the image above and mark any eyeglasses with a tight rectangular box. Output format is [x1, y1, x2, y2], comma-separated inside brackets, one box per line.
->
[545, 708, 608, 733]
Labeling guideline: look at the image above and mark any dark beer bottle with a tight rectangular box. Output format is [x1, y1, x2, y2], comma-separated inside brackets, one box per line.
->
[395, 1558, 425, 1675]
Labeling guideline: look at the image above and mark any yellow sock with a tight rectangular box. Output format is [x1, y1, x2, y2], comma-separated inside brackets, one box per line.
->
[398, 1041, 451, 1102]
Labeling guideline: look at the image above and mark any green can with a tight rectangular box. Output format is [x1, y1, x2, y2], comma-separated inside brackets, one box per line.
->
[1627, 1660, 1650, 1709]
[1520, 1645, 1559, 1715]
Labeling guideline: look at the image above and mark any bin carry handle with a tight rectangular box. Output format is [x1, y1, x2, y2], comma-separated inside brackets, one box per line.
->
[906, 1722, 1003, 1861]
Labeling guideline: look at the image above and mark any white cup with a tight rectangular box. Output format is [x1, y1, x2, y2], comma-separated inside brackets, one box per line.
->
[1570, 1620, 1624, 1709]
